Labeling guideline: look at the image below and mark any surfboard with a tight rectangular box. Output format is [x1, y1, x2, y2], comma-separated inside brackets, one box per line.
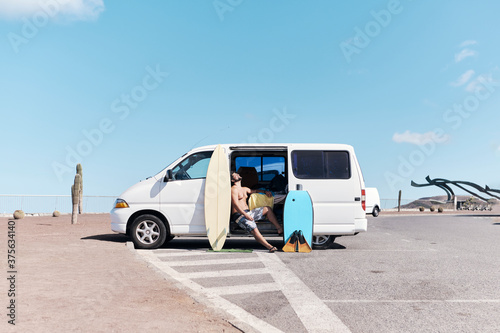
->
[204, 145, 231, 251]
[283, 190, 313, 252]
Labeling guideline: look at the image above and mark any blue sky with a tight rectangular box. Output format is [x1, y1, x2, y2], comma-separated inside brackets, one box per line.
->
[1, 0, 499, 202]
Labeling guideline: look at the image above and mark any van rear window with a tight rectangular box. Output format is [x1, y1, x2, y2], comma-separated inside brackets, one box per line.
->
[291, 151, 350, 179]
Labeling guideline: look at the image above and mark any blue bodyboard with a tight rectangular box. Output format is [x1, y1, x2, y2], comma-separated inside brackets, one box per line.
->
[283, 190, 313, 250]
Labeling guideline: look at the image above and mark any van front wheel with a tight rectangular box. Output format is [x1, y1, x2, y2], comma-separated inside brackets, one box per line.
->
[130, 215, 168, 249]
[312, 235, 336, 249]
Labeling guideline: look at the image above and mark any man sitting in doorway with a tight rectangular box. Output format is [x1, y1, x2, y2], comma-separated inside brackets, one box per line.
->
[230, 172, 283, 252]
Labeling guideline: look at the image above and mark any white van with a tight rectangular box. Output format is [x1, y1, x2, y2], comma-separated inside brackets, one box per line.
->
[110, 143, 367, 249]
[365, 187, 381, 217]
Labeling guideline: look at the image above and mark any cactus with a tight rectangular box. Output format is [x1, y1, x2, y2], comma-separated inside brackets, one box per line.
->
[76, 163, 83, 214]
[438, 207, 444, 213]
[13, 210, 25, 219]
[419, 206, 425, 212]
[53, 210, 60, 217]
[71, 174, 81, 224]
[430, 206, 436, 212]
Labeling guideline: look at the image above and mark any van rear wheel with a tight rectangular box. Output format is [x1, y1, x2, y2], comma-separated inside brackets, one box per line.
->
[312, 235, 336, 249]
[372, 206, 380, 217]
[130, 214, 168, 249]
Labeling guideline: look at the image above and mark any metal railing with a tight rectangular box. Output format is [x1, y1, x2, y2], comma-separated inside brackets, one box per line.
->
[0, 194, 116, 214]
[380, 199, 414, 210]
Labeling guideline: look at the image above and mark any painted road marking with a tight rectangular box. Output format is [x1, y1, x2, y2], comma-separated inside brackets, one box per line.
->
[258, 253, 352, 333]
[324, 299, 500, 303]
[211, 282, 281, 296]
[136, 247, 353, 333]
[158, 257, 261, 267]
[183, 267, 269, 279]
[135, 248, 283, 333]
[137, 249, 283, 333]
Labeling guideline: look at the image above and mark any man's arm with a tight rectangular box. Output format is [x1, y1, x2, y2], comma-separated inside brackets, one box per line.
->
[250, 188, 272, 197]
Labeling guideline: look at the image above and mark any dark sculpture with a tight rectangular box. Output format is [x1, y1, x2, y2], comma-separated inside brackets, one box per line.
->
[411, 176, 500, 202]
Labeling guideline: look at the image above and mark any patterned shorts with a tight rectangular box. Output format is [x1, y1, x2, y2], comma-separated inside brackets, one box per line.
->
[231, 207, 265, 233]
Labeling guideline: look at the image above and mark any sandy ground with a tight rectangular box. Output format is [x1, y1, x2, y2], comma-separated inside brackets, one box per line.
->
[0, 214, 240, 332]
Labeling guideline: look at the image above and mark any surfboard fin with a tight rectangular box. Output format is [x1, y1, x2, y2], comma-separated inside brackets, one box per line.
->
[282, 230, 299, 252]
[297, 230, 312, 253]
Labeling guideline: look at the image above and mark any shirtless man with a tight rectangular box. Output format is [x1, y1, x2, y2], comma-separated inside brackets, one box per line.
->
[230, 172, 283, 252]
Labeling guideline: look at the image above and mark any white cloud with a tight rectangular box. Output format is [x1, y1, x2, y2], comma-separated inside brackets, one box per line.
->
[454, 48, 477, 63]
[450, 69, 475, 87]
[459, 40, 477, 48]
[0, 0, 104, 21]
[392, 130, 450, 145]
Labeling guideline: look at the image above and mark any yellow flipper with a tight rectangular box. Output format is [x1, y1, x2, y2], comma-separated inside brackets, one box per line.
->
[282, 231, 298, 252]
[297, 230, 312, 253]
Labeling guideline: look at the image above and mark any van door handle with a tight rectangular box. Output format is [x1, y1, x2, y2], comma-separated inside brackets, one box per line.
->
[354, 197, 361, 201]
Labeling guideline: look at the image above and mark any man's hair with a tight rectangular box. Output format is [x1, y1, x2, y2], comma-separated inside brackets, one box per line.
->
[230, 172, 238, 185]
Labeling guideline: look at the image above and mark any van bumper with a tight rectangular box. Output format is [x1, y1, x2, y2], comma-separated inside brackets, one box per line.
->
[354, 218, 367, 233]
[110, 208, 130, 234]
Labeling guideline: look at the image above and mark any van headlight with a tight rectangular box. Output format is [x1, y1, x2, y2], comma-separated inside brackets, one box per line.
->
[114, 199, 129, 209]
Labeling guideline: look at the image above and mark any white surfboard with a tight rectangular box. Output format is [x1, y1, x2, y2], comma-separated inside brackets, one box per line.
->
[204, 145, 231, 251]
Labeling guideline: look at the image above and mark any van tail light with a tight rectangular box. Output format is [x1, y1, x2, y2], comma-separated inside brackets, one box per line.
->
[361, 189, 366, 211]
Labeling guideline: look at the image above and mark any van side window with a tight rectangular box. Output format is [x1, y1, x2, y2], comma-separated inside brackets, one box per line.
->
[171, 151, 213, 180]
[292, 151, 350, 179]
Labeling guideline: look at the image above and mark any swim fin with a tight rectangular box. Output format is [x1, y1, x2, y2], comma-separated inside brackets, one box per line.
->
[282, 230, 298, 252]
[297, 230, 312, 253]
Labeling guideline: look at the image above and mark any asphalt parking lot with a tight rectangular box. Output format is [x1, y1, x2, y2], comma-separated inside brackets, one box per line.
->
[137, 214, 500, 333]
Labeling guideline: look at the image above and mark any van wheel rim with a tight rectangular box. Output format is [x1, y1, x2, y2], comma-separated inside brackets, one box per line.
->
[136, 221, 160, 244]
[313, 235, 329, 245]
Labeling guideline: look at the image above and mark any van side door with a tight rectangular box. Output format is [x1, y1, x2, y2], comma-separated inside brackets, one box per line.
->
[287, 145, 356, 235]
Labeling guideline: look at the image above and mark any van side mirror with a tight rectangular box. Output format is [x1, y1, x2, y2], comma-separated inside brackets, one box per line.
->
[164, 170, 173, 182]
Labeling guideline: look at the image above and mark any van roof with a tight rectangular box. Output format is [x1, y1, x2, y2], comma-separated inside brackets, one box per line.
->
[190, 143, 355, 152]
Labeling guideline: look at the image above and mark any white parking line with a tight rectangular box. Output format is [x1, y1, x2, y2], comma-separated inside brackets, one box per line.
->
[211, 282, 281, 296]
[324, 299, 500, 303]
[136, 249, 284, 333]
[338, 249, 437, 252]
[183, 268, 269, 279]
[258, 253, 352, 333]
[160, 257, 261, 267]
[155, 250, 211, 257]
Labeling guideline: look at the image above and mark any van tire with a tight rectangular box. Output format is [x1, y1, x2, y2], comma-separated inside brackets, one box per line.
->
[130, 214, 168, 249]
[312, 235, 336, 249]
[372, 206, 380, 217]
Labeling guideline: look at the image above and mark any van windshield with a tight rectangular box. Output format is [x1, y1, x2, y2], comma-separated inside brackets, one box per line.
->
[171, 151, 213, 180]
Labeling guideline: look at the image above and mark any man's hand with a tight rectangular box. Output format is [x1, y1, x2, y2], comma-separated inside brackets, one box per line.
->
[244, 212, 253, 221]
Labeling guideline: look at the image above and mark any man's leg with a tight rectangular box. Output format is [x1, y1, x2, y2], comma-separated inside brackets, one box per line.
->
[250, 228, 275, 250]
[262, 206, 283, 234]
